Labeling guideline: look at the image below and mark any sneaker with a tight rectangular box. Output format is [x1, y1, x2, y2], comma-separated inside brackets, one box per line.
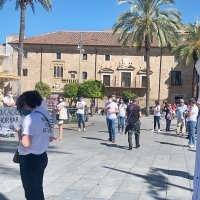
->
[83, 128, 86, 132]
[78, 128, 81, 132]
[136, 144, 140, 149]
[105, 138, 111, 142]
[117, 132, 120, 134]
[158, 129, 160, 132]
[10, 133, 15, 138]
[3, 134, 8, 138]
[129, 146, 132, 150]
[151, 129, 155, 132]
[112, 139, 116, 143]
[120, 132, 123, 135]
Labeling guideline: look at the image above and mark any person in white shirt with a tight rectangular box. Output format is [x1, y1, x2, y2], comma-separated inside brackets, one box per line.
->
[151, 100, 161, 132]
[104, 95, 118, 143]
[76, 96, 86, 132]
[15, 90, 54, 200]
[185, 98, 198, 148]
[54, 95, 66, 140]
[117, 100, 127, 134]
[2, 90, 16, 138]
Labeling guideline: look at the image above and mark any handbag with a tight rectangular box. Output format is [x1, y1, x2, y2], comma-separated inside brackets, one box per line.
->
[13, 149, 20, 164]
[59, 107, 68, 120]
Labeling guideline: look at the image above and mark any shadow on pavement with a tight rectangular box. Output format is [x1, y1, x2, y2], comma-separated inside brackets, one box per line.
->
[155, 141, 184, 147]
[103, 166, 193, 200]
[0, 193, 9, 200]
[100, 142, 128, 150]
[98, 131, 108, 133]
[81, 136, 105, 141]
[0, 139, 18, 153]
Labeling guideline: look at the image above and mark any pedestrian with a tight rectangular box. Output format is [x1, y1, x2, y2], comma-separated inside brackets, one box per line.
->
[117, 100, 127, 134]
[15, 90, 54, 200]
[176, 99, 187, 136]
[54, 95, 66, 140]
[151, 100, 161, 132]
[90, 99, 95, 117]
[76, 96, 86, 132]
[104, 95, 118, 143]
[125, 97, 142, 150]
[165, 103, 172, 132]
[161, 100, 167, 124]
[2, 90, 16, 138]
[95, 105, 99, 113]
[185, 98, 198, 148]
[192, 110, 200, 200]
[172, 103, 177, 118]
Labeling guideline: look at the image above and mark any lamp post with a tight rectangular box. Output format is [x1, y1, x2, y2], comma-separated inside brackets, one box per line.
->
[77, 33, 85, 83]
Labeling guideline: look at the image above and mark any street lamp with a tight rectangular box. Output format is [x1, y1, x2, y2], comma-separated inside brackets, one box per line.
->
[77, 35, 85, 83]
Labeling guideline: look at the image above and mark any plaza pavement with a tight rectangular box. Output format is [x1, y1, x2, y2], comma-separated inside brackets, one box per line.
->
[0, 115, 195, 200]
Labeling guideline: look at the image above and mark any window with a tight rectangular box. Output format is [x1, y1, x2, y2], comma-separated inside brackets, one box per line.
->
[143, 55, 147, 62]
[82, 72, 87, 79]
[56, 53, 61, 59]
[174, 56, 179, 62]
[23, 52, 28, 58]
[71, 74, 75, 78]
[83, 54, 87, 60]
[54, 66, 63, 78]
[171, 71, 181, 85]
[105, 55, 110, 61]
[103, 75, 110, 86]
[121, 72, 131, 87]
[141, 76, 146, 87]
[23, 68, 28, 76]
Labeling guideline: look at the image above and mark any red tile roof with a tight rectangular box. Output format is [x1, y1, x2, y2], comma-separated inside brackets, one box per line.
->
[12, 31, 126, 47]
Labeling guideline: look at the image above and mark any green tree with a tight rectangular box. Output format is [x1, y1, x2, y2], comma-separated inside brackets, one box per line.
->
[0, 0, 52, 76]
[78, 80, 105, 98]
[63, 82, 79, 106]
[113, 0, 181, 116]
[122, 90, 136, 101]
[35, 81, 51, 98]
[172, 24, 200, 98]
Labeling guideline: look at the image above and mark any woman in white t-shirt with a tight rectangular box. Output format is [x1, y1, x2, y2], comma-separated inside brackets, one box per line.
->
[16, 90, 54, 200]
[118, 100, 127, 134]
[152, 100, 161, 132]
[54, 95, 66, 140]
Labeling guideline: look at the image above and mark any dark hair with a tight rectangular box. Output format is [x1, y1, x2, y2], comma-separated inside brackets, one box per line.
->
[108, 95, 112, 99]
[190, 98, 196, 104]
[16, 91, 42, 115]
[57, 95, 65, 101]
[155, 100, 159, 105]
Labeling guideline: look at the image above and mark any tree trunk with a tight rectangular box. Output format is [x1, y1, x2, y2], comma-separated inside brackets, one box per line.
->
[18, 1, 27, 77]
[145, 34, 151, 116]
[192, 61, 198, 98]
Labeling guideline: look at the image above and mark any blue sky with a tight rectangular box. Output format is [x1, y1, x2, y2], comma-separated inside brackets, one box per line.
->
[0, 0, 199, 43]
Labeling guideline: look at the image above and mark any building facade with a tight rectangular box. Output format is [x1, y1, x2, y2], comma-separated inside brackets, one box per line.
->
[2, 31, 194, 108]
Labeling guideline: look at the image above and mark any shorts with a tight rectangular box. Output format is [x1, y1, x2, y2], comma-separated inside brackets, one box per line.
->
[56, 114, 63, 125]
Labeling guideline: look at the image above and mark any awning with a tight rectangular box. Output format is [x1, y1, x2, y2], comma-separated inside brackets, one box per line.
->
[0, 74, 21, 82]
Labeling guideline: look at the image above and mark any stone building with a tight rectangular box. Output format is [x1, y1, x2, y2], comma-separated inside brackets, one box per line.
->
[2, 31, 194, 108]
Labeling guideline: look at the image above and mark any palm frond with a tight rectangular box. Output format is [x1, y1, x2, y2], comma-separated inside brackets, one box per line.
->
[0, 0, 7, 10]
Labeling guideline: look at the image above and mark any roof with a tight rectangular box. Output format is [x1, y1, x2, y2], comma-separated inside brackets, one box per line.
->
[10, 31, 125, 47]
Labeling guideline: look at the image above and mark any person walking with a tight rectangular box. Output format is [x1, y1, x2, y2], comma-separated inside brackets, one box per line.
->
[185, 98, 198, 148]
[2, 90, 16, 138]
[104, 95, 118, 143]
[176, 99, 187, 136]
[151, 100, 161, 132]
[76, 97, 86, 132]
[165, 104, 172, 132]
[54, 95, 66, 140]
[161, 100, 167, 124]
[90, 99, 95, 117]
[16, 91, 54, 200]
[117, 100, 127, 134]
[125, 97, 142, 150]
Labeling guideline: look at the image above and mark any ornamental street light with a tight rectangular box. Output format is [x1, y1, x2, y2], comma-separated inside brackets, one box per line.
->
[77, 33, 85, 83]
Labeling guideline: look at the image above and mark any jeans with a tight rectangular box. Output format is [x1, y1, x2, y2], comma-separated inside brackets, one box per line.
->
[19, 152, 48, 200]
[107, 118, 116, 140]
[128, 120, 140, 147]
[166, 119, 171, 131]
[77, 113, 85, 128]
[154, 116, 160, 130]
[118, 116, 125, 133]
[187, 121, 197, 146]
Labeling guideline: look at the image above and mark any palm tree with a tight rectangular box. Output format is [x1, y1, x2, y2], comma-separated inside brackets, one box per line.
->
[113, 0, 181, 116]
[172, 23, 200, 98]
[0, 0, 52, 77]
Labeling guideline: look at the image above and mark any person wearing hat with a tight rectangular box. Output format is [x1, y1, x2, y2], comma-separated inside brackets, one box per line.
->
[176, 99, 187, 136]
[185, 98, 198, 148]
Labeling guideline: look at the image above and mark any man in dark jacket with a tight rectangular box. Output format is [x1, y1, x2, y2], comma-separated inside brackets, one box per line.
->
[125, 97, 142, 150]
